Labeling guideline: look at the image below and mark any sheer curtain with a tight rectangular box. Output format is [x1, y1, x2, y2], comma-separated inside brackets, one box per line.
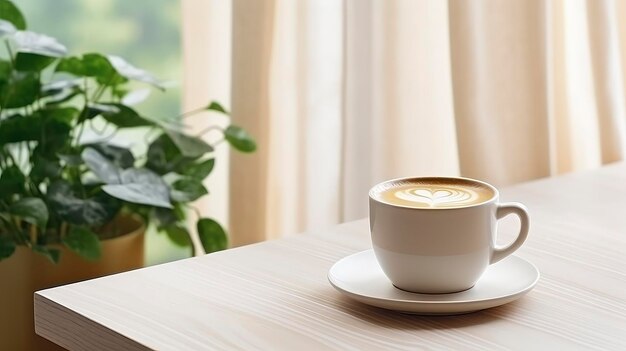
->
[182, 0, 626, 247]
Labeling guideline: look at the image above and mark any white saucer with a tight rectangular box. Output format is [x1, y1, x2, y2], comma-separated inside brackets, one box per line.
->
[328, 250, 539, 315]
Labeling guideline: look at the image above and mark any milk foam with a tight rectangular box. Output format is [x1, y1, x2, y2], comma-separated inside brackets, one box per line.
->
[371, 178, 495, 209]
[394, 186, 478, 207]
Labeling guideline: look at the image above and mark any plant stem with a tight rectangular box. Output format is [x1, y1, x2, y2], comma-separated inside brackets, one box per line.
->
[72, 166, 86, 198]
[16, 143, 23, 169]
[91, 74, 115, 102]
[60, 222, 68, 240]
[0, 217, 24, 245]
[179, 106, 207, 119]
[187, 205, 202, 219]
[71, 81, 88, 197]
[74, 79, 91, 147]
[27, 181, 38, 198]
[196, 125, 223, 137]
[25, 141, 33, 166]
[0, 202, 26, 245]
[91, 85, 106, 102]
[90, 119, 105, 135]
[75, 120, 87, 145]
[212, 138, 225, 148]
[29, 224, 37, 245]
[3, 40, 15, 66]
[143, 127, 160, 143]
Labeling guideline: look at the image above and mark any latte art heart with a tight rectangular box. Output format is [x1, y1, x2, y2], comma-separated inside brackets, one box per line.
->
[394, 187, 478, 207]
[395, 188, 478, 207]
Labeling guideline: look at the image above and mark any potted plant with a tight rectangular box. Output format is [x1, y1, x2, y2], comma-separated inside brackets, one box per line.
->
[0, 1, 255, 349]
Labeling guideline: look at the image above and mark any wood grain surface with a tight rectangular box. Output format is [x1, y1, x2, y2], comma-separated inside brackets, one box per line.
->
[35, 164, 626, 350]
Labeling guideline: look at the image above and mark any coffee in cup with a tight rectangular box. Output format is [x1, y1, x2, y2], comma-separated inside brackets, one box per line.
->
[369, 176, 530, 293]
[376, 178, 495, 208]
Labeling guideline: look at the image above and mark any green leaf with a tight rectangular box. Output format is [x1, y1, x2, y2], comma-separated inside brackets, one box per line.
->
[41, 79, 81, 95]
[58, 153, 82, 166]
[0, 109, 73, 146]
[182, 158, 215, 180]
[102, 168, 172, 208]
[15, 53, 55, 72]
[102, 184, 172, 209]
[82, 53, 116, 78]
[120, 167, 165, 185]
[47, 181, 119, 226]
[25, 109, 74, 157]
[12, 31, 66, 57]
[146, 133, 192, 175]
[166, 129, 213, 158]
[197, 218, 228, 253]
[83, 102, 119, 121]
[170, 178, 208, 202]
[0, 236, 16, 260]
[31, 156, 62, 179]
[88, 143, 134, 168]
[57, 149, 83, 167]
[45, 88, 80, 105]
[162, 225, 192, 247]
[55, 56, 85, 76]
[30, 156, 61, 183]
[100, 103, 153, 128]
[224, 125, 256, 152]
[0, 71, 40, 108]
[0, 165, 25, 196]
[154, 207, 181, 227]
[106, 55, 165, 89]
[32, 246, 60, 264]
[62, 226, 101, 261]
[0, 19, 16, 38]
[206, 101, 229, 114]
[9, 197, 48, 229]
[46, 106, 79, 124]
[81, 147, 121, 184]
[0, 0, 26, 30]
[111, 86, 128, 100]
[150, 117, 185, 131]
[0, 59, 10, 82]
[56, 53, 126, 85]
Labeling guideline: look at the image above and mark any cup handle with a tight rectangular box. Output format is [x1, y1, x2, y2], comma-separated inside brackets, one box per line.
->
[491, 202, 530, 264]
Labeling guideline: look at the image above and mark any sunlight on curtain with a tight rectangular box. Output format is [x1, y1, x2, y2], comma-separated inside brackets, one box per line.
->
[585, 0, 626, 164]
[558, 0, 602, 171]
[265, 0, 344, 238]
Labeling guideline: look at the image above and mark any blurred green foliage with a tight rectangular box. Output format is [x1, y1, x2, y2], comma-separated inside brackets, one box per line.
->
[15, 0, 183, 265]
[18, 0, 181, 119]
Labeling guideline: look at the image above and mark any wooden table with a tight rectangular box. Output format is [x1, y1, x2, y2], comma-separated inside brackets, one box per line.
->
[35, 164, 626, 350]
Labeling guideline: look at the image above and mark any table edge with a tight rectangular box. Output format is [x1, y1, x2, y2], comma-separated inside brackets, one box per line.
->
[34, 292, 151, 351]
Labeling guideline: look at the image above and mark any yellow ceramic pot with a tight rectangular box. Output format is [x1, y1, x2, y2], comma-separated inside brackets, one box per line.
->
[0, 215, 145, 350]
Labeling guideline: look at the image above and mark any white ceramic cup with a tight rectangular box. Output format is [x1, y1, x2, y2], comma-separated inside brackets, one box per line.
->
[369, 176, 530, 294]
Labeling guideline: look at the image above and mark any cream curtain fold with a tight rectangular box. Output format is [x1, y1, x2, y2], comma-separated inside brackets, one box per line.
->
[181, 0, 232, 252]
[183, 0, 626, 246]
